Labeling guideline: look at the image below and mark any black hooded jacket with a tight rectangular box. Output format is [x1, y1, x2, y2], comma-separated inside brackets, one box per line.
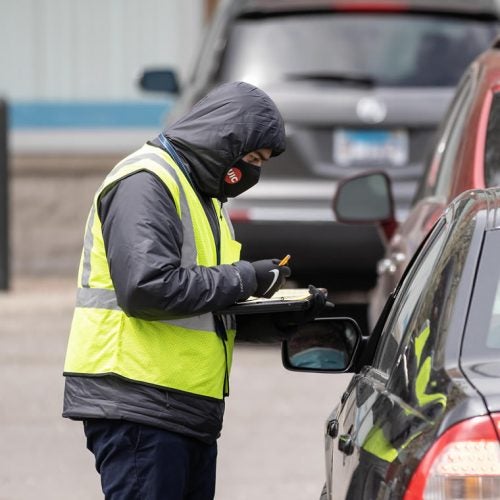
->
[63, 82, 286, 443]
[165, 81, 285, 200]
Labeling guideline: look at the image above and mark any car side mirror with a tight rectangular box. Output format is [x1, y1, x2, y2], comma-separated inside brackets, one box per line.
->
[333, 171, 397, 240]
[139, 69, 180, 94]
[282, 317, 362, 373]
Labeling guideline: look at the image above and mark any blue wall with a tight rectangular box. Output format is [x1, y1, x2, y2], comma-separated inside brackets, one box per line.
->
[10, 101, 174, 129]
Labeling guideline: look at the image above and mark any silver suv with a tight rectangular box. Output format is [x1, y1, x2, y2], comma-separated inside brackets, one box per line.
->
[140, 0, 499, 292]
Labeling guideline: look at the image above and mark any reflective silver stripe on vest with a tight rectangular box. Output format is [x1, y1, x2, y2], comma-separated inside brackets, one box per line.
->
[77, 287, 119, 309]
[76, 287, 217, 333]
[127, 152, 197, 267]
[159, 314, 215, 332]
[80, 150, 198, 288]
[81, 205, 96, 288]
[108, 152, 197, 267]
[221, 204, 236, 239]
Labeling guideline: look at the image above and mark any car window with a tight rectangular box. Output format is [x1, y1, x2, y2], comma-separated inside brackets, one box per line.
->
[414, 73, 473, 201]
[376, 212, 475, 402]
[463, 228, 500, 360]
[216, 14, 497, 88]
[416, 74, 474, 201]
[373, 219, 448, 373]
[432, 77, 475, 199]
[485, 93, 500, 187]
[488, 279, 500, 348]
[412, 73, 471, 202]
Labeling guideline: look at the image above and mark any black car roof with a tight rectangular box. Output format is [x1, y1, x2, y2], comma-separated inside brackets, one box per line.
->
[237, 0, 500, 18]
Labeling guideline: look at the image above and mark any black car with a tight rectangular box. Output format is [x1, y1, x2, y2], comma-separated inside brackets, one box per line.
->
[282, 187, 500, 499]
[140, 0, 499, 290]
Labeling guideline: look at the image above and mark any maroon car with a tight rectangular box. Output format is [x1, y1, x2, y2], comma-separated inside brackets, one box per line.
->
[334, 39, 500, 328]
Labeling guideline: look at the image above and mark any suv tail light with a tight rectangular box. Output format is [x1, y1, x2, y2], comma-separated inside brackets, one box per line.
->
[404, 414, 500, 499]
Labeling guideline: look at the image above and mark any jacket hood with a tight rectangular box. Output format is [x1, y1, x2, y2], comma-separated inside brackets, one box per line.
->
[164, 81, 286, 200]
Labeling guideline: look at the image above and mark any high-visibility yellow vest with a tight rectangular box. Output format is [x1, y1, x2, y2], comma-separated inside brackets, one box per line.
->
[63, 144, 241, 400]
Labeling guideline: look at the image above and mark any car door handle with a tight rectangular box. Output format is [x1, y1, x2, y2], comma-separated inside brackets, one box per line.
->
[338, 434, 354, 455]
[326, 419, 339, 438]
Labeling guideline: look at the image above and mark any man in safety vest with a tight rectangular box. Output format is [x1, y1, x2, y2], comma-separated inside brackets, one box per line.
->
[62, 82, 299, 499]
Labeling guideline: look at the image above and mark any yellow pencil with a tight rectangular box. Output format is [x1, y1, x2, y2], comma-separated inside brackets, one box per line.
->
[279, 254, 291, 266]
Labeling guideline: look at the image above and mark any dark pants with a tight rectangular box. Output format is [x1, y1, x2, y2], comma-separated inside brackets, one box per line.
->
[83, 419, 217, 500]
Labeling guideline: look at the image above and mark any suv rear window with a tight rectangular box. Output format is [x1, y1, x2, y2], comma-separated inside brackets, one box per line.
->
[217, 13, 497, 88]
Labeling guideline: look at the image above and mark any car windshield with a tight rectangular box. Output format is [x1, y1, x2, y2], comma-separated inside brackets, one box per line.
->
[217, 13, 497, 87]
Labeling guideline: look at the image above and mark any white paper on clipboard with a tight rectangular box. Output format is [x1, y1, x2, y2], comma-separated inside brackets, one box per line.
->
[218, 288, 326, 315]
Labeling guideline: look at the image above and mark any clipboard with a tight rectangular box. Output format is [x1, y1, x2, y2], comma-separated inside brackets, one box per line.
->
[218, 288, 325, 315]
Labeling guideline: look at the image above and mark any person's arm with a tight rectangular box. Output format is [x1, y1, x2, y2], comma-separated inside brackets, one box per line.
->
[99, 171, 257, 320]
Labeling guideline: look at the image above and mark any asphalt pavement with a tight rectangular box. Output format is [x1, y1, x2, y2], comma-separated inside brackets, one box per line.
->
[0, 277, 350, 500]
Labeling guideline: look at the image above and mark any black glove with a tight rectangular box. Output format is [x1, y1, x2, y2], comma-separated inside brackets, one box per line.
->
[251, 259, 291, 298]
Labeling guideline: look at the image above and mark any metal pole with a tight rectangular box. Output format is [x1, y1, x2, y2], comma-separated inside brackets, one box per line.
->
[0, 100, 9, 290]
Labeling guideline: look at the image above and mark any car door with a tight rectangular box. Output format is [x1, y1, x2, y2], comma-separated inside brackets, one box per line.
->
[327, 218, 450, 500]
[369, 72, 475, 328]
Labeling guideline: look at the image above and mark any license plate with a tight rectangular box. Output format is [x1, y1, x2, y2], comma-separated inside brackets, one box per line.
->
[333, 129, 409, 167]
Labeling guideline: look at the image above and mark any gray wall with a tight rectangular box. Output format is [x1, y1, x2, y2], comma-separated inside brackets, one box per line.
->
[0, 0, 204, 100]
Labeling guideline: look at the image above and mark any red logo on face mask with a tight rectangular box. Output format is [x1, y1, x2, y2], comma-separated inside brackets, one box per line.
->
[225, 167, 242, 184]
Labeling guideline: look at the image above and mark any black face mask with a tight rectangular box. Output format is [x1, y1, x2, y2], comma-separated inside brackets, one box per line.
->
[223, 159, 261, 198]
